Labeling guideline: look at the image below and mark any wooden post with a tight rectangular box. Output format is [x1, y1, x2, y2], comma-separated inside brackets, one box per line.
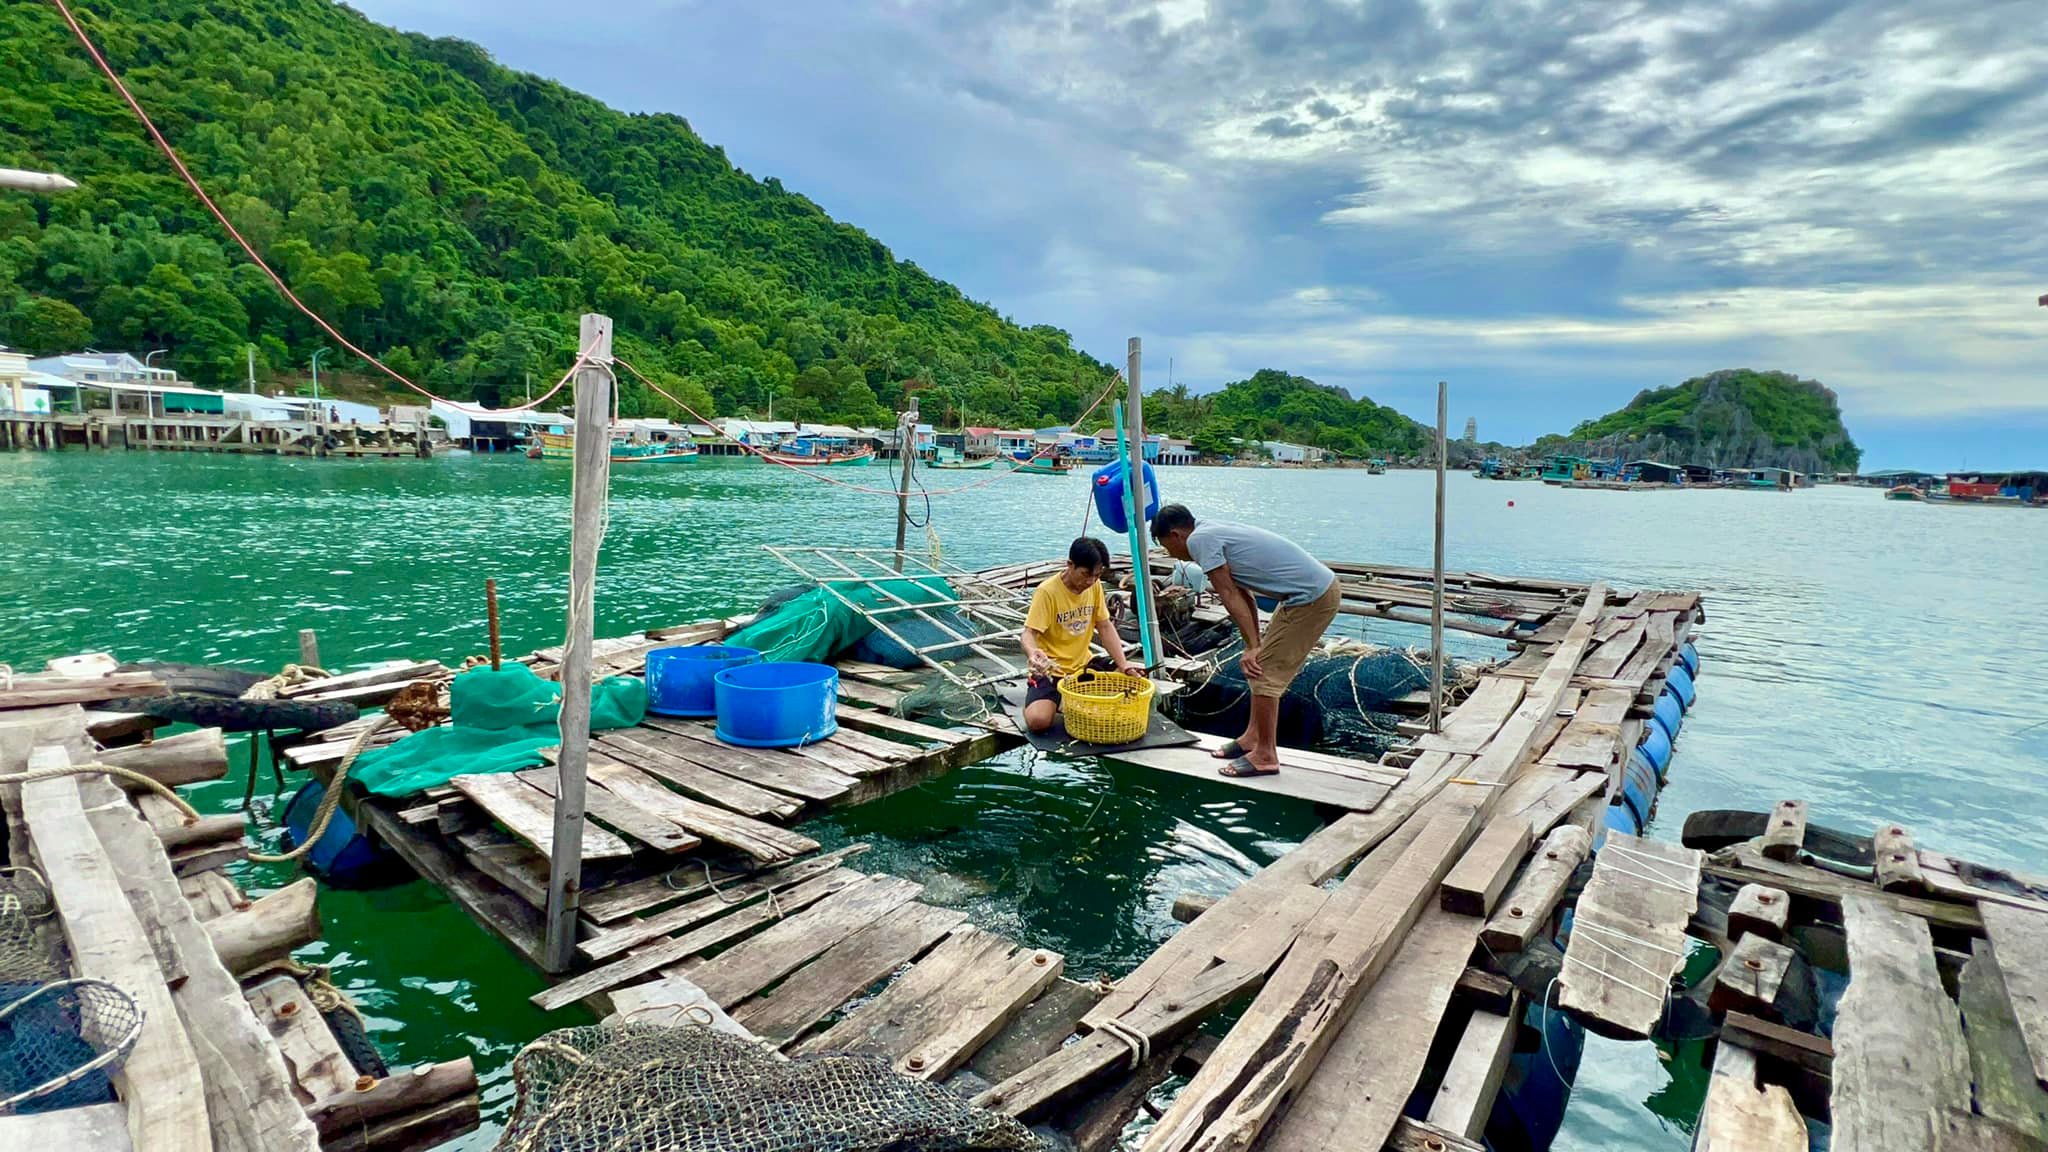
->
[1123, 339, 1163, 667]
[1429, 381, 1448, 732]
[893, 399, 919, 571]
[544, 312, 611, 973]
[485, 578, 502, 670]
[298, 628, 320, 670]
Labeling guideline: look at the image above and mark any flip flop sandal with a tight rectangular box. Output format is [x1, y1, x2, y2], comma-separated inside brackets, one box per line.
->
[1219, 756, 1279, 778]
[1211, 739, 1246, 760]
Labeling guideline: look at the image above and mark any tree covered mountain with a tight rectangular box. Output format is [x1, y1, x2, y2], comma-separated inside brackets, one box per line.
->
[1145, 369, 1432, 459]
[1537, 369, 1861, 473]
[0, 0, 1113, 424]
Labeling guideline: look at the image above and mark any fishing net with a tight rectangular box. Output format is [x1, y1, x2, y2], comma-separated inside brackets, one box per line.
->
[494, 1022, 1047, 1152]
[1175, 640, 1441, 755]
[0, 868, 58, 989]
[0, 979, 142, 1115]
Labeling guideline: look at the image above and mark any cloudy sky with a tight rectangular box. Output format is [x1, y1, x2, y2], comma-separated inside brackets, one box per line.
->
[351, 0, 2048, 468]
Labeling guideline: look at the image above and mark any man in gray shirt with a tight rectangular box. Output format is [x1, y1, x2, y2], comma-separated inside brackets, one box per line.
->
[1153, 504, 1340, 777]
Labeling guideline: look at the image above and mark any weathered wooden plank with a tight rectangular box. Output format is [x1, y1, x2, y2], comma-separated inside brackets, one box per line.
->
[1578, 617, 1647, 680]
[959, 978, 1101, 1088]
[0, 671, 167, 708]
[179, 869, 247, 921]
[1388, 1117, 1484, 1152]
[80, 777, 321, 1152]
[1261, 904, 1481, 1152]
[1107, 738, 1394, 810]
[1705, 843, 1983, 933]
[610, 727, 842, 808]
[585, 756, 817, 862]
[837, 678, 905, 709]
[451, 771, 632, 860]
[801, 928, 1066, 1080]
[306, 1058, 479, 1143]
[1761, 800, 1807, 861]
[1538, 687, 1635, 769]
[0, 1102, 133, 1151]
[1981, 902, 2048, 1091]
[98, 728, 230, 789]
[1480, 824, 1591, 954]
[1420, 677, 1525, 754]
[1834, 893, 1971, 1152]
[453, 827, 548, 908]
[1697, 1042, 1806, 1152]
[1873, 823, 1926, 893]
[578, 857, 759, 924]
[245, 976, 357, 1105]
[518, 764, 699, 853]
[533, 868, 868, 1011]
[688, 875, 925, 1006]
[1612, 612, 1677, 691]
[204, 876, 320, 979]
[21, 764, 210, 1152]
[1559, 831, 1702, 1039]
[789, 736, 896, 778]
[1424, 1001, 1519, 1140]
[733, 902, 966, 1047]
[1440, 815, 1531, 917]
[354, 797, 546, 968]
[577, 846, 869, 962]
[1728, 883, 1790, 942]
[1709, 933, 1794, 1017]
[833, 705, 968, 746]
[1960, 937, 2048, 1141]
[278, 660, 444, 698]
[607, 975, 758, 1042]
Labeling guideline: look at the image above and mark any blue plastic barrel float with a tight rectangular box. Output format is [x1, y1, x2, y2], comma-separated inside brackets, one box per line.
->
[282, 778, 400, 886]
[646, 644, 761, 718]
[1652, 688, 1684, 742]
[1667, 662, 1698, 710]
[714, 662, 840, 748]
[1638, 720, 1673, 779]
[1604, 749, 1662, 836]
[1678, 640, 1700, 677]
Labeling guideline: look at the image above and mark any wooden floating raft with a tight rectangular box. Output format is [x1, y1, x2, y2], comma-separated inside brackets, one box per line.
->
[0, 696, 479, 1152]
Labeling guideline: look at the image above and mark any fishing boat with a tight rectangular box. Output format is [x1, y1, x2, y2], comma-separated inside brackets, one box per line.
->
[1367, 458, 1388, 475]
[931, 455, 998, 470]
[1886, 485, 1926, 501]
[757, 435, 875, 467]
[1011, 455, 1072, 476]
[531, 428, 699, 463]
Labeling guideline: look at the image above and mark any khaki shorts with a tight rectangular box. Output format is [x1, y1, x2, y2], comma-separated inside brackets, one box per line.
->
[1250, 581, 1341, 698]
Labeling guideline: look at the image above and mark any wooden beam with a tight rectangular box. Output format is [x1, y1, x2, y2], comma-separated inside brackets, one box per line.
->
[1440, 815, 1531, 917]
[1559, 831, 1702, 1038]
[21, 761, 209, 1152]
[245, 976, 356, 1104]
[1704, 843, 1983, 933]
[1980, 902, 2048, 1091]
[1833, 893, 1970, 1152]
[1709, 933, 1793, 1018]
[732, 902, 965, 1047]
[1727, 883, 1790, 942]
[686, 875, 924, 1006]
[1873, 823, 1926, 892]
[205, 877, 321, 978]
[1480, 824, 1590, 953]
[1960, 938, 2048, 1141]
[97, 728, 229, 789]
[1761, 800, 1806, 861]
[1697, 1041, 1806, 1152]
[576, 846, 868, 962]
[0, 671, 167, 708]
[0, 1103, 133, 1151]
[1423, 1000, 1520, 1139]
[306, 1059, 478, 1142]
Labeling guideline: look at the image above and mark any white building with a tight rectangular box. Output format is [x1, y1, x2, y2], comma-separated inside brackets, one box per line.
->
[1157, 438, 1197, 465]
[1265, 440, 1326, 464]
[27, 351, 181, 389]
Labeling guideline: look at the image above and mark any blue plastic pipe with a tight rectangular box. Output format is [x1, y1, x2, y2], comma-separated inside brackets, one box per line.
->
[1113, 401, 1160, 669]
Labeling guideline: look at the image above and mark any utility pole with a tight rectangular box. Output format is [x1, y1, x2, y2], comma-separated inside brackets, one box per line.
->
[544, 312, 612, 972]
[893, 398, 919, 570]
[246, 345, 257, 394]
[310, 347, 329, 404]
[1429, 381, 1448, 733]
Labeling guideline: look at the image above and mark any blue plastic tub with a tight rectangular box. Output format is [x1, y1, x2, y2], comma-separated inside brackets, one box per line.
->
[646, 645, 761, 717]
[714, 662, 839, 747]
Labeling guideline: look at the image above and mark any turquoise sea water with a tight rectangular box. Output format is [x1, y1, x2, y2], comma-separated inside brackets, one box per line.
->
[3, 449, 2044, 1149]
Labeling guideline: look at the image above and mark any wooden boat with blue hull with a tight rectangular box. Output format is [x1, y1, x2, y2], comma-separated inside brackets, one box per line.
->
[532, 429, 699, 463]
[756, 436, 875, 467]
[931, 455, 998, 470]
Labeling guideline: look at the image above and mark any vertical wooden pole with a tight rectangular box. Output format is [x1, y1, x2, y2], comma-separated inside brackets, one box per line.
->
[893, 398, 918, 571]
[297, 629, 320, 670]
[1122, 339, 1164, 667]
[1429, 381, 1448, 732]
[485, 578, 503, 670]
[545, 312, 611, 973]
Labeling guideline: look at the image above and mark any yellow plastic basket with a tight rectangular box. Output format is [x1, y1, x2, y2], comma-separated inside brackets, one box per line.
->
[1056, 670, 1156, 744]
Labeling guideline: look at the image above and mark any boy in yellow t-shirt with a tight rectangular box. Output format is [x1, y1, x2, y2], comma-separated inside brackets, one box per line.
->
[1021, 537, 1138, 733]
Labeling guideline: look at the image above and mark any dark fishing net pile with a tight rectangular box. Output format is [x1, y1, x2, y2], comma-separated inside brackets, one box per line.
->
[495, 1023, 1047, 1152]
[1175, 642, 1436, 755]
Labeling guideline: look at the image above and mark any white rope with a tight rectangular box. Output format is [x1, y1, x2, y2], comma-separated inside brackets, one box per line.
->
[1594, 843, 1697, 894]
[1096, 1017, 1151, 1071]
[1565, 920, 1683, 1009]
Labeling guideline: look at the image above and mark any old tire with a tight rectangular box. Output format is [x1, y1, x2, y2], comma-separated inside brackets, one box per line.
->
[114, 660, 267, 698]
[99, 691, 359, 735]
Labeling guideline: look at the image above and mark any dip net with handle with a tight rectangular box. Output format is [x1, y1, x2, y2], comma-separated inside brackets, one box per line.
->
[495, 1022, 1047, 1152]
[0, 868, 145, 1116]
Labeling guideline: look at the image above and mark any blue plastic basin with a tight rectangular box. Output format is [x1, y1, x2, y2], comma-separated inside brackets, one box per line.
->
[647, 645, 760, 717]
[714, 662, 840, 747]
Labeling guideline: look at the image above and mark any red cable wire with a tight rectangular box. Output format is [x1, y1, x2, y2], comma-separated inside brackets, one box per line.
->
[613, 356, 1122, 498]
[50, 0, 576, 416]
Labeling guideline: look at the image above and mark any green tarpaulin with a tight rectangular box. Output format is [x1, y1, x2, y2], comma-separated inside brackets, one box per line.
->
[350, 663, 647, 798]
[725, 576, 958, 664]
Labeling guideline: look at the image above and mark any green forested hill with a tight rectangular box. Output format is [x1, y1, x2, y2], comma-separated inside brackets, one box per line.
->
[0, 0, 1113, 422]
[1145, 369, 1431, 459]
[1541, 369, 1861, 473]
